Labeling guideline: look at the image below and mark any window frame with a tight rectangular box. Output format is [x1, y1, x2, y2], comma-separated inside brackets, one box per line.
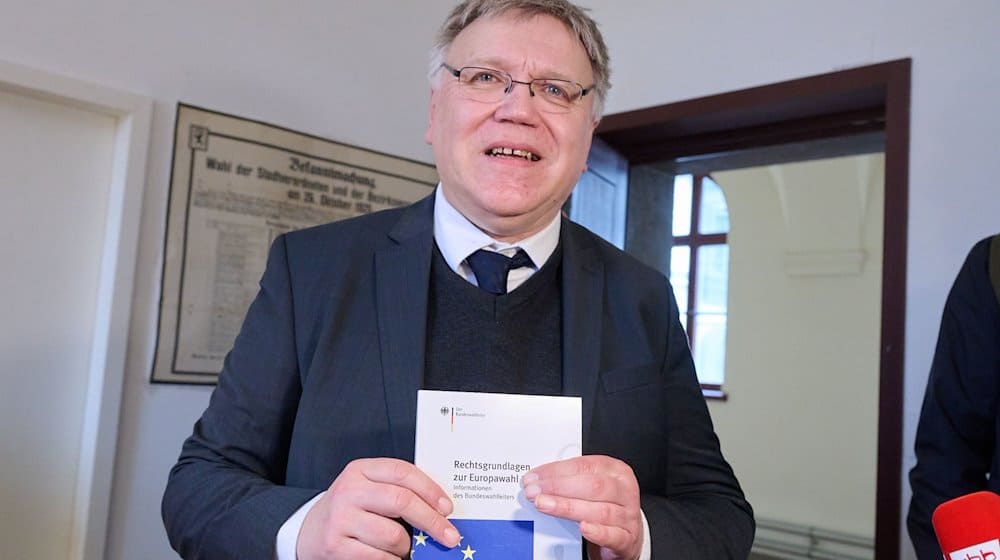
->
[671, 174, 729, 399]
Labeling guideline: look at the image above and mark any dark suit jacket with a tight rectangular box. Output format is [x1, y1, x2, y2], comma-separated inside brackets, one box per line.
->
[908, 235, 1000, 559]
[162, 194, 754, 559]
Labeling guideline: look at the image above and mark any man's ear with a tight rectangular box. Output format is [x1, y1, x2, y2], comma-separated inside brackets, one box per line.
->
[425, 88, 437, 145]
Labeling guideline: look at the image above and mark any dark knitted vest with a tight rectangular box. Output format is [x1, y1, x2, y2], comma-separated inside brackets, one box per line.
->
[423, 244, 563, 395]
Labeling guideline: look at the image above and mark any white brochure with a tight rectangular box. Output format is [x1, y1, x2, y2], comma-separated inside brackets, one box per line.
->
[414, 390, 582, 559]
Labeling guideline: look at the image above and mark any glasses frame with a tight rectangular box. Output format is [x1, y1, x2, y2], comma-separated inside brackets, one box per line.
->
[439, 63, 593, 111]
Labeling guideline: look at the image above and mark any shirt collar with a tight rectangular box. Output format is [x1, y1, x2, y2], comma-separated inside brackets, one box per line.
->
[433, 186, 561, 274]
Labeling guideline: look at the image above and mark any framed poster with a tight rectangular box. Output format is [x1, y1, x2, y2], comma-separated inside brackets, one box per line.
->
[151, 103, 437, 384]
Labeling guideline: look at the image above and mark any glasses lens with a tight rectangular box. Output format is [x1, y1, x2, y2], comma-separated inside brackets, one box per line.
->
[531, 79, 581, 112]
[457, 67, 508, 102]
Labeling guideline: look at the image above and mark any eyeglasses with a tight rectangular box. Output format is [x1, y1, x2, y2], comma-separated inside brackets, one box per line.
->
[439, 63, 592, 113]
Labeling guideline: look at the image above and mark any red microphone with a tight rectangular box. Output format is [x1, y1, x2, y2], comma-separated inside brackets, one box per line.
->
[932, 491, 1000, 560]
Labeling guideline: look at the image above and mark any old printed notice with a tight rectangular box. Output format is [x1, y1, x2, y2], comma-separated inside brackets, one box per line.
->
[414, 390, 582, 559]
[151, 104, 437, 383]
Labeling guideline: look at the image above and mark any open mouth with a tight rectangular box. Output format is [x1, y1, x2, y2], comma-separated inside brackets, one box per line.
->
[486, 147, 540, 162]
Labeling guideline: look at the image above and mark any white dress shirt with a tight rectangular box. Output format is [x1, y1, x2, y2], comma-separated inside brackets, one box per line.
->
[433, 187, 560, 291]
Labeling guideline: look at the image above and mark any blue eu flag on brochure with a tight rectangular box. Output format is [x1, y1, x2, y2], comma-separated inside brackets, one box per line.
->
[412, 519, 533, 558]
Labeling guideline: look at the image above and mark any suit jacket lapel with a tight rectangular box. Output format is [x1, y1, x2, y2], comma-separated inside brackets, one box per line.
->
[376, 194, 435, 460]
[560, 222, 604, 451]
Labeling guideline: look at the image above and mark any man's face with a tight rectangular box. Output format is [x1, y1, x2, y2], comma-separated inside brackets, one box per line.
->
[425, 12, 599, 241]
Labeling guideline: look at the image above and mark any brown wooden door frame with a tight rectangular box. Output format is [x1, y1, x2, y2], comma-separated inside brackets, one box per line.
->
[596, 58, 910, 559]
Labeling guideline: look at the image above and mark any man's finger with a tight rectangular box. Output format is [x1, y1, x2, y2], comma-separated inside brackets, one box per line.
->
[341, 510, 413, 558]
[532, 493, 627, 527]
[352, 482, 460, 548]
[329, 459, 461, 549]
[582, 521, 640, 558]
[523, 472, 627, 504]
[355, 458, 454, 515]
[314, 534, 403, 560]
[522, 455, 628, 483]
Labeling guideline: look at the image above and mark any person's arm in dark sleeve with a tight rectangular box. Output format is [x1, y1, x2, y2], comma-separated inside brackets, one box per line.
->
[162, 235, 318, 560]
[908, 237, 1000, 560]
[645, 282, 756, 559]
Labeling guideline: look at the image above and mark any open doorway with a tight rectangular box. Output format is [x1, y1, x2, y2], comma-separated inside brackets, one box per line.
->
[573, 59, 910, 559]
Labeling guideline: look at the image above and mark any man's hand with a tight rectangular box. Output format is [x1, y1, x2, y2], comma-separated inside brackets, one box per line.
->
[522, 455, 643, 560]
[297, 458, 460, 559]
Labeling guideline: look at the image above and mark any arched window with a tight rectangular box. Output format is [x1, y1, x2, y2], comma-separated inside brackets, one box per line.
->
[669, 174, 729, 398]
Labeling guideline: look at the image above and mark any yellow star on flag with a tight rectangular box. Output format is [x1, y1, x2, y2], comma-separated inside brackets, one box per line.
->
[413, 531, 428, 546]
[461, 544, 476, 559]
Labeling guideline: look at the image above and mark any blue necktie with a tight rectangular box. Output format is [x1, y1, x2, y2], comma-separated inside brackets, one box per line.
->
[466, 249, 534, 295]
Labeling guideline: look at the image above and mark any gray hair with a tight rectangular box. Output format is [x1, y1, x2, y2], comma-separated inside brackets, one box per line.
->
[428, 0, 611, 120]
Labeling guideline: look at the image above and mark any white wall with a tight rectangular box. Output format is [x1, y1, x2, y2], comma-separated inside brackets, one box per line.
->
[709, 154, 884, 538]
[2, 1, 998, 558]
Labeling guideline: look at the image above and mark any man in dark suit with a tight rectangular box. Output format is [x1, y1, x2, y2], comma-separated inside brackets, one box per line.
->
[162, 1, 754, 559]
[908, 234, 1000, 559]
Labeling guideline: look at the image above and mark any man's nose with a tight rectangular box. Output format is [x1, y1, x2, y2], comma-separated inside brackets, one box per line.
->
[494, 80, 540, 123]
